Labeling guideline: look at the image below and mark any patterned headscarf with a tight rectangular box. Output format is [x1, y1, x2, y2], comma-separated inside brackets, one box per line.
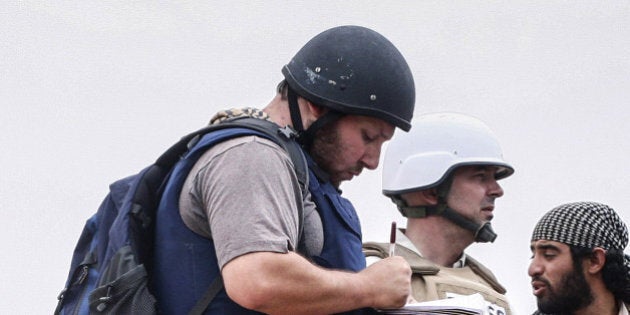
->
[532, 201, 627, 249]
[532, 201, 630, 269]
[532, 201, 630, 312]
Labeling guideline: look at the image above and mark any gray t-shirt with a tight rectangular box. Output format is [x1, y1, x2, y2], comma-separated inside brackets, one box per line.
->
[179, 135, 322, 269]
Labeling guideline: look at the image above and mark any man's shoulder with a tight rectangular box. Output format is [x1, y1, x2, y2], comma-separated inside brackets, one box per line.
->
[463, 254, 507, 294]
[201, 134, 290, 161]
[363, 242, 440, 275]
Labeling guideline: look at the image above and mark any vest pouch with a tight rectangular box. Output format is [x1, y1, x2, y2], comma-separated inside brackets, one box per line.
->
[88, 264, 156, 314]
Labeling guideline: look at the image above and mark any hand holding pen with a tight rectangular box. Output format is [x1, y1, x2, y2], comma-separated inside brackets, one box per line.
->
[390, 221, 416, 304]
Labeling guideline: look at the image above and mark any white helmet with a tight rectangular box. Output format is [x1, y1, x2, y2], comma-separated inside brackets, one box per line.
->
[382, 112, 514, 243]
[382, 112, 514, 196]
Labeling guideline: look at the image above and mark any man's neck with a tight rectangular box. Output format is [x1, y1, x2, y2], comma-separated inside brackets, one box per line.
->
[405, 217, 472, 267]
[262, 95, 292, 127]
[573, 288, 619, 315]
[263, 93, 319, 131]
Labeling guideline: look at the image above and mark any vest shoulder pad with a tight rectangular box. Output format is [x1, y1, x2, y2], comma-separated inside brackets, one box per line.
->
[363, 242, 439, 275]
[464, 255, 507, 294]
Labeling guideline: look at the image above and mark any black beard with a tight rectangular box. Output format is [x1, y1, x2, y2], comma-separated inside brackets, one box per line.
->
[309, 121, 344, 187]
[536, 264, 594, 314]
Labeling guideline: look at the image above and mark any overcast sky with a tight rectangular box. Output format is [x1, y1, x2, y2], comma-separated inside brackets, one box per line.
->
[2, 1, 630, 314]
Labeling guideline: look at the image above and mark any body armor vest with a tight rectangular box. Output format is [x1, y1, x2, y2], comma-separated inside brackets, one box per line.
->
[364, 242, 512, 315]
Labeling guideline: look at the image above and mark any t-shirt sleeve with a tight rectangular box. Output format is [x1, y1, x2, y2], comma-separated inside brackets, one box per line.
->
[186, 136, 303, 269]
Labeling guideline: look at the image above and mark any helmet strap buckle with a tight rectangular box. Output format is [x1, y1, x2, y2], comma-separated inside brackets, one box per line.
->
[440, 206, 497, 243]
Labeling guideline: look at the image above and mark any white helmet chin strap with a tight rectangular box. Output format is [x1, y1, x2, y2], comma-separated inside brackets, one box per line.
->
[392, 177, 497, 243]
[394, 200, 497, 243]
[440, 207, 497, 243]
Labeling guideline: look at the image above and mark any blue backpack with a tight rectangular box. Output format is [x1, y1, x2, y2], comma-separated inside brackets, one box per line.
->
[55, 117, 307, 315]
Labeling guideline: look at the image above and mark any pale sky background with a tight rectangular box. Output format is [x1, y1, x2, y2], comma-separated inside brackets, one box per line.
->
[2, 1, 630, 314]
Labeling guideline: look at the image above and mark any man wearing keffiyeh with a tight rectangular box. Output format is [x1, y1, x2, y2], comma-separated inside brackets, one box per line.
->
[529, 201, 630, 315]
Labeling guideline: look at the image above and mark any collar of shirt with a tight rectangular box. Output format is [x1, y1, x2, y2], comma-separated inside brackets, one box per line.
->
[397, 229, 467, 268]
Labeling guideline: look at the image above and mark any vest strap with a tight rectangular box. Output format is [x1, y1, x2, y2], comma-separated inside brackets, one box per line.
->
[188, 276, 224, 315]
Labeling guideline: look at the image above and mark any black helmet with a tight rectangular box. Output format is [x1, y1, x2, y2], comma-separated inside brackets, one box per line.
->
[282, 25, 415, 131]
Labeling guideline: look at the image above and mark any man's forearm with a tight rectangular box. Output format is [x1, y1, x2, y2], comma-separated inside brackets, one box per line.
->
[222, 251, 410, 314]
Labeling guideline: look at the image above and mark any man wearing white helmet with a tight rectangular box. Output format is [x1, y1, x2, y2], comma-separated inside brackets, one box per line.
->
[364, 112, 514, 314]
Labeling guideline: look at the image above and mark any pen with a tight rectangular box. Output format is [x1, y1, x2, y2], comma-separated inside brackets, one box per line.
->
[389, 221, 396, 257]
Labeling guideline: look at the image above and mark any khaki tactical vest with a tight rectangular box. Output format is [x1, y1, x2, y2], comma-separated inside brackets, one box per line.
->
[363, 242, 512, 315]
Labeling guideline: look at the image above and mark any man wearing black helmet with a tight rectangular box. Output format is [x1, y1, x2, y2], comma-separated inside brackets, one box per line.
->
[152, 25, 416, 314]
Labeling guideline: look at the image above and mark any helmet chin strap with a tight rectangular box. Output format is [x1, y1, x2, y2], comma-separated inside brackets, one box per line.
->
[288, 87, 305, 137]
[440, 207, 497, 243]
[287, 86, 343, 149]
[436, 176, 497, 243]
[395, 202, 496, 243]
[392, 179, 498, 243]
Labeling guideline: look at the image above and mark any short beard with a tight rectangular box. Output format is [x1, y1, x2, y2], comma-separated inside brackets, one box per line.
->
[536, 260, 594, 314]
[309, 121, 342, 187]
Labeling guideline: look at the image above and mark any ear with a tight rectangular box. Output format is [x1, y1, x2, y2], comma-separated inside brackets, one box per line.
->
[420, 189, 439, 205]
[303, 98, 328, 119]
[585, 247, 607, 274]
